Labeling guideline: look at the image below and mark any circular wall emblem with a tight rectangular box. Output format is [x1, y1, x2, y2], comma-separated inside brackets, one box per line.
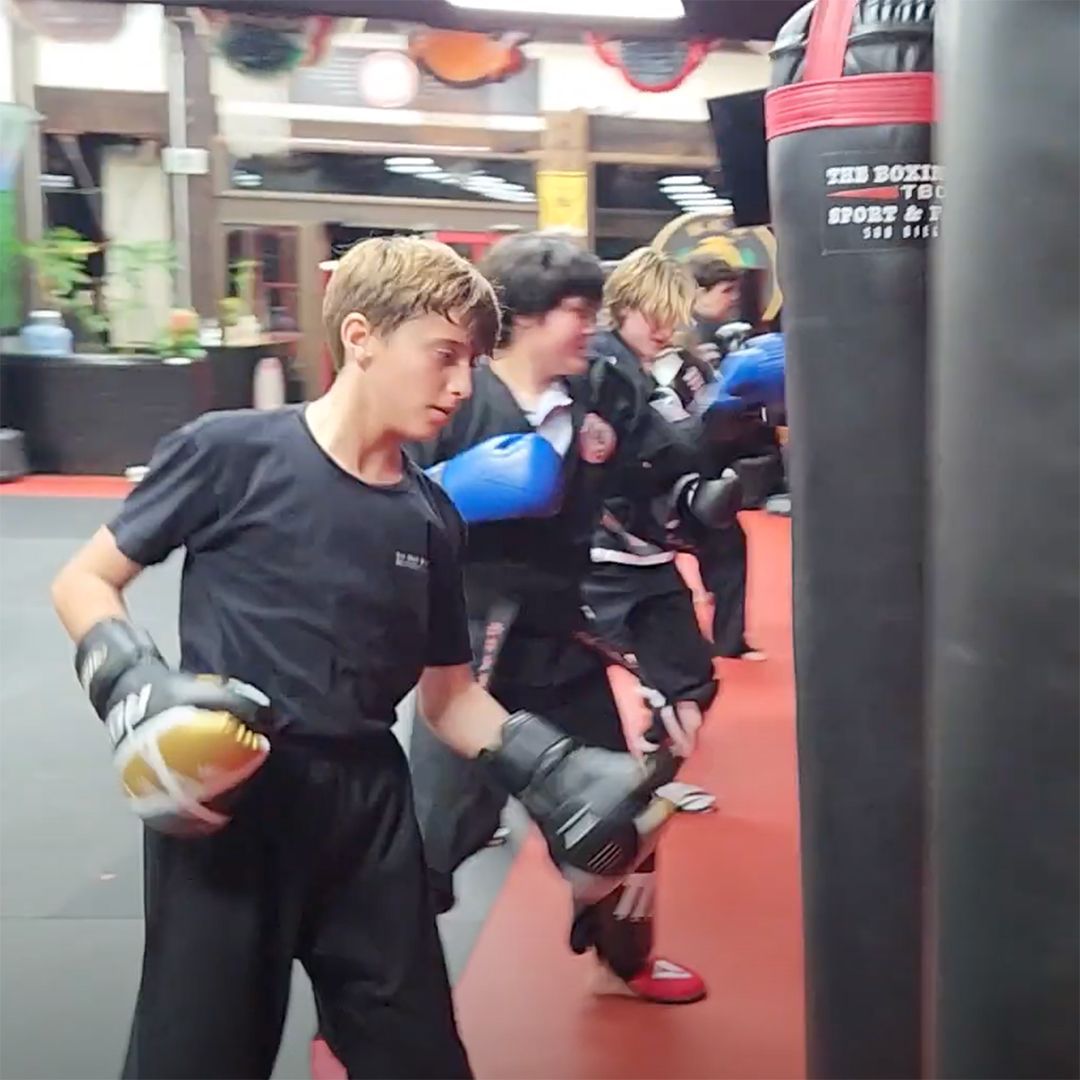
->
[578, 413, 617, 464]
[652, 212, 783, 323]
[357, 51, 420, 109]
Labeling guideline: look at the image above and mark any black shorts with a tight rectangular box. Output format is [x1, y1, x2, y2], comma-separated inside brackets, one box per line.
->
[582, 561, 718, 708]
[123, 734, 471, 1080]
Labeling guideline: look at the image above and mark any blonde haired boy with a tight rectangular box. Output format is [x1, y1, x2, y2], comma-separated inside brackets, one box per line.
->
[603, 245, 696, 350]
[584, 245, 723, 810]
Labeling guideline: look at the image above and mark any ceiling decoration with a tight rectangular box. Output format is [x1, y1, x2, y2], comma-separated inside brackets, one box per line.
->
[407, 28, 531, 87]
[586, 32, 712, 93]
[192, 8, 338, 77]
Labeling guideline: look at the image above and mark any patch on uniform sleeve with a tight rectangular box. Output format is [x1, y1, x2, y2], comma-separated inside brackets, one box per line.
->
[578, 412, 618, 464]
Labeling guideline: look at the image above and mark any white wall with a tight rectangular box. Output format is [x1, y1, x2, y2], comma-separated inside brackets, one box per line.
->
[102, 147, 172, 346]
[35, 3, 166, 93]
[529, 42, 770, 121]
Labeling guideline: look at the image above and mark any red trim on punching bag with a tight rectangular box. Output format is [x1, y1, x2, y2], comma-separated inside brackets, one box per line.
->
[766, 73, 935, 138]
[764, 0, 936, 140]
[803, 0, 857, 81]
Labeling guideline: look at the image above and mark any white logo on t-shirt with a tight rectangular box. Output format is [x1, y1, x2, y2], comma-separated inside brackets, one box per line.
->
[395, 552, 428, 572]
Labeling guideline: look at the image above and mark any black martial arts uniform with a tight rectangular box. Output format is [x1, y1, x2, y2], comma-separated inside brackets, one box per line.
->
[583, 330, 719, 706]
[107, 405, 472, 1079]
[679, 328, 784, 657]
[407, 361, 695, 980]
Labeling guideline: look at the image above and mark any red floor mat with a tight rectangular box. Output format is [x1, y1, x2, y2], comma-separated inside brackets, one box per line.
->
[0, 475, 133, 499]
[453, 512, 805, 1079]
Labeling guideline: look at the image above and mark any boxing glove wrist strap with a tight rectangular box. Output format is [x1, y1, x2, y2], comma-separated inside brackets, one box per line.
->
[479, 711, 573, 796]
[74, 618, 165, 722]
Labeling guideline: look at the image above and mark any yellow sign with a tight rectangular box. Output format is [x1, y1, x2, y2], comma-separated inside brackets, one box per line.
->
[537, 170, 589, 235]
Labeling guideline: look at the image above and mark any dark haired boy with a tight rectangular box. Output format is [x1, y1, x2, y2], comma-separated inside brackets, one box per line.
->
[409, 232, 708, 1005]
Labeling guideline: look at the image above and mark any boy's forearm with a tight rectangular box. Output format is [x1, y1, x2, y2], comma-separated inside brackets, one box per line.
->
[419, 674, 509, 759]
[51, 567, 128, 644]
[51, 527, 145, 645]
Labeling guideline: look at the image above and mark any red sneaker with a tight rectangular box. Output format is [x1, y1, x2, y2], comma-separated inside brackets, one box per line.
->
[591, 955, 707, 1004]
[310, 1036, 346, 1080]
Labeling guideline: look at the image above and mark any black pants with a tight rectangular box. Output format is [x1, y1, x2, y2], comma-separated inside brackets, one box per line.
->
[123, 735, 470, 1080]
[409, 642, 658, 979]
[580, 561, 717, 708]
[697, 522, 750, 657]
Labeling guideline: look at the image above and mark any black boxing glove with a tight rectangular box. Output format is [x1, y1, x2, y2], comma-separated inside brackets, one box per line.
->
[675, 470, 743, 531]
[479, 711, 675, 884]
[75, 618, 271, 836]
[653, 470, 743, 552]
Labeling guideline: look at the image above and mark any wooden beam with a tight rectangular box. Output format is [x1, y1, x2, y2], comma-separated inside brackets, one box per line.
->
[218, 193, 537, 233]
[589, 116, 715, 161]
[34, 88, 169, 140]
[174, 12, 218, 318]
[288, 120, 540, 157]
[296, 222, 326, 398]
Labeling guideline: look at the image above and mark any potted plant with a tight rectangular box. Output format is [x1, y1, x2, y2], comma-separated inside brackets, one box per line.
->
[222, 259, 263, 346]
[157, 307, 206, 361]
[4, 232, 213, 475]
[18, 226, 108, 353]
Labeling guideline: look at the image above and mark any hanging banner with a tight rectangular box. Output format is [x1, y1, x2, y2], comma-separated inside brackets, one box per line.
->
[407, 29, 530, 88]
[586, 34, 712, 93]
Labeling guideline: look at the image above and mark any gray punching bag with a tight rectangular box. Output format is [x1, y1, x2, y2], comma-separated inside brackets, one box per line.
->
[929, 2, 1080, 1077]
[765, 2, 937, 1077]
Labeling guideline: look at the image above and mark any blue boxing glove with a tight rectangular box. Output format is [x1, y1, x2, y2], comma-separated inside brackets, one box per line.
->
[697, 336, 786, 419]
[427, 432, 565, 524]
[721, 335, 785, 406]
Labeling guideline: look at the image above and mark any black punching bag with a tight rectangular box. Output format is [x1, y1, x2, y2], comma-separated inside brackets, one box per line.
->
[929, 1, 1080, 1077]
[765, 2, 937, 1076]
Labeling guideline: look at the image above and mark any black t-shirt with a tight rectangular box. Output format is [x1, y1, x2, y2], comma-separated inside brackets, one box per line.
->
[109, 405, 471, 740]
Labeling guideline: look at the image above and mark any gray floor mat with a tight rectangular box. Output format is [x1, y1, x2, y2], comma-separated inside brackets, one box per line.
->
[0, 496, 520, 1080]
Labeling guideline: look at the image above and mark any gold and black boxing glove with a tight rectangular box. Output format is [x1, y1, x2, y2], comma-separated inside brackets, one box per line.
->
[75, 618, 271, 836]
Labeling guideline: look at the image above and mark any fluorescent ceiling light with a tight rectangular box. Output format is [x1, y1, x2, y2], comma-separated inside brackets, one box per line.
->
[665, 185, 714, 196]
[385, 156, 435, 166]
[660, 174, 702, 186]
[387, 163, 443, 175]
[446, 0, 684, 19]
